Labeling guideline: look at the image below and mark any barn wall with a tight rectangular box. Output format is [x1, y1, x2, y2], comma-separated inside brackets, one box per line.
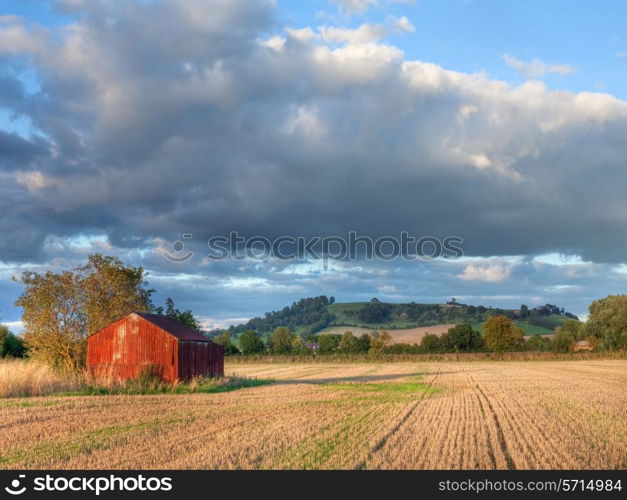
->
[178, 341, 224, 379]
[87, 315, 179, 383]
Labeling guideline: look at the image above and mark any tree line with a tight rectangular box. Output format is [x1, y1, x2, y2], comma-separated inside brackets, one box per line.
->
[2, 254, 626, 370]
[211, 296, 336, 337]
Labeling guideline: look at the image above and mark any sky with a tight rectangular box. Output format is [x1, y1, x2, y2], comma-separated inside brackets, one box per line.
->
[1, 0, 627, 330]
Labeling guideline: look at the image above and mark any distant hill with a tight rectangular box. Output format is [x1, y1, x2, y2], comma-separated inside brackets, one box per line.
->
[212, 296, 578, 338]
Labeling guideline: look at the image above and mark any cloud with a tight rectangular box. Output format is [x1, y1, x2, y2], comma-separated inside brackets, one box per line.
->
[291, 17, 414, 46]
[330, 0, 415, 16]
[1, 0, 627, 275]
[502, 54, 575, 79]
[458, 263, 512, 282]
[331, 0, 380, 15]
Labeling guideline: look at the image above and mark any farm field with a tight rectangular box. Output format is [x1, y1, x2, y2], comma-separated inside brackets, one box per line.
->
[0, 360, 625, 470]
[319, 324, 455, 344]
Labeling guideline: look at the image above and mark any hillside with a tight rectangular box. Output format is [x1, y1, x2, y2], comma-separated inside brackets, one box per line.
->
[217, 297, 578, 338]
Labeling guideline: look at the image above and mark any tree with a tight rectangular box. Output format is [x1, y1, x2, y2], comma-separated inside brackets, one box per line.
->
[213, 331, 239, 355]
[483, 315, 524, 354]
[357, 301, 391, 323]
[339, 331, 361, 353]
[369, 330, 391, 354]
[155, 297, 202, 331]
[317, 334, 340, 353]
[525, 335, 550, 352]
[519, 304, 529, 319]
[267, 326, 296, 354]
[1, 325, 25, 358]
[442, 323, 484, 352]
[238, 330, 265, 355]
[14, 254, 154, 371]
[357, 333, 371, 352]
[420, 333, 441, 353]
[0, 324, 8, 355]
[79, 254, 154, 335]
[586, 295, 627, 350]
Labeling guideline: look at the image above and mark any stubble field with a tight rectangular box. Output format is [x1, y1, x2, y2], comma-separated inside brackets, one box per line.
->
[1, 360, 625, 470]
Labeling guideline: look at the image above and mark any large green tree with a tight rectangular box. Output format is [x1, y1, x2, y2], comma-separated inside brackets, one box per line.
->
[317, 334, 340, 353]
[155, 297, 202, 331]
[339, 331, 361, 353]
[0, 325, 25, 358]
[586, 295, 627, 349]
[420, 333, 442, 353]
[267, 326, 296, 354]
[442, 323, 484, 352]
[238, 330, 265, 355]
[483, 315, 524, 354]
[14, 254, 153, 371]
[213, 331, 239, 355]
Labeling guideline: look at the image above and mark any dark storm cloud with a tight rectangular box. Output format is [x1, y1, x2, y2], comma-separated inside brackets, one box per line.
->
[1, 0, 627, 269]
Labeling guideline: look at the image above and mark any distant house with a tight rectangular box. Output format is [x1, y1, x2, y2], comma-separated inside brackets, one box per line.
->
[573, 340, 594, 352]
[87, 312, 224, 383]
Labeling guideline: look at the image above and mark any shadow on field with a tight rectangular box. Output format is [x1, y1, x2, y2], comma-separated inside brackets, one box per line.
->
[273, 371, 464, 385]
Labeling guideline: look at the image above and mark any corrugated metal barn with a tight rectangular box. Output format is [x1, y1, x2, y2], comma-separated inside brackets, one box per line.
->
[87, 312, 224, 383]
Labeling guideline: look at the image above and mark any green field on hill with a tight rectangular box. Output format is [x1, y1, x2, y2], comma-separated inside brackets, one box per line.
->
[221, 296, 577, 338]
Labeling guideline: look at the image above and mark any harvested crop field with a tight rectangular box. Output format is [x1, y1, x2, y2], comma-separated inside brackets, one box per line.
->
[1, 360, 625, 469]
[320, 324, 455, 344]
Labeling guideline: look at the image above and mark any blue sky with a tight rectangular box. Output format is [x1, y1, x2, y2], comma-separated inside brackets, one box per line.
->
[1, 0, 627, 330]
[283, 0, 627, 99]
[5, 0, 627, 99]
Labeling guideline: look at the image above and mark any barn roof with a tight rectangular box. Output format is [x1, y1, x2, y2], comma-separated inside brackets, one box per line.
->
[133, 313, 214, 342]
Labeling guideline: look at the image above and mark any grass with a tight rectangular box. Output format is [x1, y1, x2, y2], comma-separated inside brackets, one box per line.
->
[327, 303, 570, 334]
[0, 359, 84, 397]
[62, 376, 272, 396]
[323, 376, 437, 395]
[0, 359, 271, 398]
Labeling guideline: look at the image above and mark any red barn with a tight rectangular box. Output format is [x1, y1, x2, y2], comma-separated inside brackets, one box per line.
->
[87, 312, 224, 383]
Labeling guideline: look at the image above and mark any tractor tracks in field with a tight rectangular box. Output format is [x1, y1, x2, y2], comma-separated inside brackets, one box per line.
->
[463, 367, 515, 470]
[354, 369, 441, 470]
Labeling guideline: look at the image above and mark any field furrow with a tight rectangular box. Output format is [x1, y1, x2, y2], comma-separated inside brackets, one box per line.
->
[1, 360, 625, 469]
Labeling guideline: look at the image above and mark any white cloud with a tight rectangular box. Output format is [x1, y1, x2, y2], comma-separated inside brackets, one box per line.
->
[330, 0, 415, 16]
[388, 15, 415, 34]
[330, 0, 380, 15]
[198, 316, 251, 330]
[458, 264, 512, 282]
[2, 320, 24, 332]
[293, 17, 414, 46]
[320, 23, 388, 44]
[502, 54, 575, 79]
[14, 171, 60, 191]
